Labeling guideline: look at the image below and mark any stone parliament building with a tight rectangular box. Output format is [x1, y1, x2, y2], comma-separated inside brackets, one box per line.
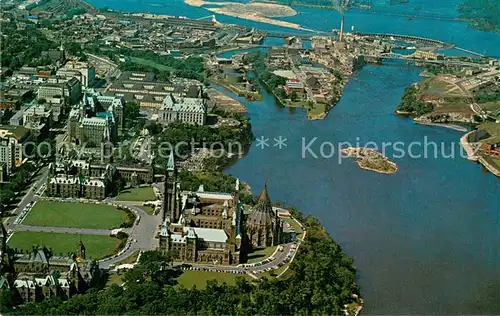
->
[0, 223, 100, 304]
[157, 153, 283, 265]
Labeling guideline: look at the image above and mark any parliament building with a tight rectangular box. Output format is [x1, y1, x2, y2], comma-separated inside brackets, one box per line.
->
[0, 223, 100, 304]
[157, 152, 283, 265]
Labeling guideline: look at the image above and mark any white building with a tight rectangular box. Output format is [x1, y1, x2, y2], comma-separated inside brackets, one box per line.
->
[0, 137, 15, 173]
[158, 94, 206, 125]
[56, 61, 96, 88]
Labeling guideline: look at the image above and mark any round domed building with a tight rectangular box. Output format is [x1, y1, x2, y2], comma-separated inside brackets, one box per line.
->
[246, 185, 283, 249]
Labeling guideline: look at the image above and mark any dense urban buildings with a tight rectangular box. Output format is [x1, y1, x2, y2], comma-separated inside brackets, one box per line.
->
[45, 158, 155, 200]
[106, 71, 202, 108]
[67, 91, 124, 146]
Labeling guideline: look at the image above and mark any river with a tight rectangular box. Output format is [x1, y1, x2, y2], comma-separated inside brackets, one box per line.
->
[89, 0, 500, 313]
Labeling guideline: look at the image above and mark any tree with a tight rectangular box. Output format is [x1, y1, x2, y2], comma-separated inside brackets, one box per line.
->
[125, 102, 140, 120]
[290, 91, 298, 102]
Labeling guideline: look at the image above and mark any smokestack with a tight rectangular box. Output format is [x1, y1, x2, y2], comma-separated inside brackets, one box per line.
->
[340, 15, 345, 42]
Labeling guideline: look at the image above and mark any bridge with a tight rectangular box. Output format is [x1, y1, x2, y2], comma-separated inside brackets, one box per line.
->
[354, 32, 451, 47]
[265, 31, 320, 40]
[367, 52, 488, 67]
[267, 31, 454, 49]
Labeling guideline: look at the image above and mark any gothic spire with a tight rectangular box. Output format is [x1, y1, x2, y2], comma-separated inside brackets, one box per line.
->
[259, 183, 270, 202]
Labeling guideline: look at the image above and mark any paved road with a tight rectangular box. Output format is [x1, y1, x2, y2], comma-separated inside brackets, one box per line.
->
[99, 204, 162, 268]
[4, 167, 49, 228]
[15, 224, 112, 235]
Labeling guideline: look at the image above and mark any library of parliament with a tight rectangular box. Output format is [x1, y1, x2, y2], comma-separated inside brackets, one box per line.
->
[157, 153, 283, 265]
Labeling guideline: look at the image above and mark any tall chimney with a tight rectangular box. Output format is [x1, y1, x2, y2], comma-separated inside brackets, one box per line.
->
[340, 15, 345, 42]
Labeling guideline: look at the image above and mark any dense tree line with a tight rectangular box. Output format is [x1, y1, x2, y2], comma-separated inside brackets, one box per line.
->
[0, 20, 57, 69]
[245, 52, 287, 91]
[127, 51, 206, 82]
[475, 87, 500, 104]
[0, 163, 39, 208]
[396, 85, 435, 116]
[458, 0, 500, 33]
[2, 208, 361, 315]
[153, 119, 253, 167]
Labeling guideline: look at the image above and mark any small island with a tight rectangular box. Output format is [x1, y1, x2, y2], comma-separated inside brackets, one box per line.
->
[342, 147, 399, 174]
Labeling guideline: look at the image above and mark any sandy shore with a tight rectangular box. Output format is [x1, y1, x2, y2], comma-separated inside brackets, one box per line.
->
[414, 120, 468, 132]
[184, 0, 308, 30]
[460, 131, 480, 161]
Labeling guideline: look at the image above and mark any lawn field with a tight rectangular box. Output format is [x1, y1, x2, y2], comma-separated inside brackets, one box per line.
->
[282, 217, 304, 238]
[115, 187, 157, 202]
[130, 57, 175, 72]
[7, 231, 120, 259]
[138, 205, 155, 215]
[247, 246, 277, 263]
[176, 270, 250, 289]
[23, 201, 127, 229]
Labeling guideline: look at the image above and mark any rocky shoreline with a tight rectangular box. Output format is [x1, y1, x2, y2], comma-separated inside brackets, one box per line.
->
[342, 147, 399, 174]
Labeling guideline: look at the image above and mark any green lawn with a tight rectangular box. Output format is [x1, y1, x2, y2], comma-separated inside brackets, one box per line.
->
[138, 205, 155, 215]
[7, 231, 121, 260]
[115, 187, 157, 202]
[176, 270, 250, 289]
[116, 250, 140, 265]
[247, 246, 277, 263]
[259, 264, 290, 279]
[23, 201, 127, 229]
[308, 103, 327, 118]
[488, 157, 500, 169]
[282, 217, 304, 239]
[130, 57, 175, 72]
[479, 122, 500, 136]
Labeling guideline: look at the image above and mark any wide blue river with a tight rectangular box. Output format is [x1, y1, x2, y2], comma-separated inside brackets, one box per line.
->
[90, 0, 500, 313]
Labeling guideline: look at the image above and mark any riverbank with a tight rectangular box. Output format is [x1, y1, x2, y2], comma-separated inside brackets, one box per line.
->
[460, 129, 500, 177]
[184, 0, 312, 31]
[414, 120, 469, 132]
[341, 147, 399, 174]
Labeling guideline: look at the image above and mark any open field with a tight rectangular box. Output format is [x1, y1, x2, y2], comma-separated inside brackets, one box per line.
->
[176, 270, 250, 289]
[7, 231, 120, 259]
[23, 201, 127, 229]
[247, 246, 277, 263]
[138, 205, 155, 215]
[115, 187, 157, 202]
[479, 122, 500, 136]
[308, 103, 327, 119]
[490, 157, 500, 169]
[116, 250, 140, 265]
[130, 57, 175, 72]
[282, 217, 304, 238]
[259, 264, 290, 279]
[478, 101, 500, 111]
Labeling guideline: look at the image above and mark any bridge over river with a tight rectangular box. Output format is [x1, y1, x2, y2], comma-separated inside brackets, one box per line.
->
[265, 31, 493, 59]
